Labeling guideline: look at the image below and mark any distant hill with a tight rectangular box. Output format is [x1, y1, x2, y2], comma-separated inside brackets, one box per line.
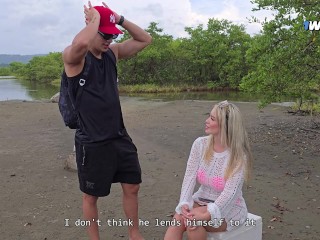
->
[0, 54, 46, 65]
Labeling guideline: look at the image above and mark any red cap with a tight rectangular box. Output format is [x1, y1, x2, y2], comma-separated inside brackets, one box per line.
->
[94, 6, 123, 34]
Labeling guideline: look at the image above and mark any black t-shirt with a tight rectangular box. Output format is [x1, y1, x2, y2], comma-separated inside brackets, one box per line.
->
[67, 50, 125, 145]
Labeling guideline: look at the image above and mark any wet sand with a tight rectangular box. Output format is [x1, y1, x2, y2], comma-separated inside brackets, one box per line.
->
[0, 98, 319, 239]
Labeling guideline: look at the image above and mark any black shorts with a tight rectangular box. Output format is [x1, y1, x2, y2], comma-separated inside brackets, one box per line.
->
[75, 135, 142, 197]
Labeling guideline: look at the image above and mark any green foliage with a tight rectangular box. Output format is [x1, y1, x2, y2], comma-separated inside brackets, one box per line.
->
[25, 52, 63, 83]
[241, 0, 320, 107]
[117, 20, 251, 88]
[0, 66, 11, 76]
[182, 19, 251, 88]
[9, 52, 63, 84]
[291, 95, 320, 116]
[7, 6, 320, 112]
[118, 22, 178, 85]
[9, 62, 25, 76]
[119, 83, 181, 93]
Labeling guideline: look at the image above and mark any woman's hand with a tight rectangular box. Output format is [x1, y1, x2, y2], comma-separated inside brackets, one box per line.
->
[187, 209, 211, 222]
[184, 208, 211, 230]
[180, 204, 191, 227]
[181, 204, 190, 218]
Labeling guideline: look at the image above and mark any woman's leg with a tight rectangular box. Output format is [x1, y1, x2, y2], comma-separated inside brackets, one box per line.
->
[165, 203, 227, 240]
[164, 213, 186, 240]
[185, 203, 227, 240]
[192, 203, 227, 233]
[186, 224, 207, 240]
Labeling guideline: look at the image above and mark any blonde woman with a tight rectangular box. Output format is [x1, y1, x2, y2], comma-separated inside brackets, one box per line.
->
[164, 100, 253, 240]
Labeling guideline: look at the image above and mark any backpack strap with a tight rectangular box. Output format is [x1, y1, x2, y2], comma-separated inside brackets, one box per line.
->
[73, 54, 92, 111]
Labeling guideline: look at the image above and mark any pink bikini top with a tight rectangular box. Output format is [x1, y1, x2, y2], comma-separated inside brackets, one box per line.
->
[197, 169, 225, 192]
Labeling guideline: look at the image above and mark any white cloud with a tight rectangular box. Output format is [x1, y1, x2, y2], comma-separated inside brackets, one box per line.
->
[190, 0, 274, 35]
[0, 0, 272, 55]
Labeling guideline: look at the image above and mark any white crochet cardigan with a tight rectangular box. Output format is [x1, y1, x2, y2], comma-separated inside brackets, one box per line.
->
[175, 136, 248, 231]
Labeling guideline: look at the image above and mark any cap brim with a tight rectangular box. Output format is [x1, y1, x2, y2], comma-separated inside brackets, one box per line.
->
[99, 26, 123, 35]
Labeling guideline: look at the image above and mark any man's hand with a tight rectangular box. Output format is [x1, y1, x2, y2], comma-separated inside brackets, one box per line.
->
[102, 2, 121, 24]
[84, 1, 99, 25]
[106, 0, 152, 60]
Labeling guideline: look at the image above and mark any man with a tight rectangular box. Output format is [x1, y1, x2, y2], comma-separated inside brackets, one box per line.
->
[62, 1, 152, 239]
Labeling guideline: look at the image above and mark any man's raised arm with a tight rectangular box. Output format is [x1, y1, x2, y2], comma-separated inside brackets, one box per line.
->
[63, 5, 100, 76]
[107, 5, 152, 60]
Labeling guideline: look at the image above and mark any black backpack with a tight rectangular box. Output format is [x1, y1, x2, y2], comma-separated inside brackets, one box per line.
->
[58, 57, 91, 129]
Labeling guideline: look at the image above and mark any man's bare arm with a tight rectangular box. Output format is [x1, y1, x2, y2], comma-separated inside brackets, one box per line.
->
[110, 18, 152, 61]
[63, 6, 100, 76]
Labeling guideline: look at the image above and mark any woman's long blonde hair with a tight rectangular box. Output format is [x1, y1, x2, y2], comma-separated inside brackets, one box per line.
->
[204, 100, 253, 182]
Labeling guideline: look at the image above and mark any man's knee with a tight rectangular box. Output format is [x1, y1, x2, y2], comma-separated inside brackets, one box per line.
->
[122, 183, 140, 196]
[83, 193, 98, 205]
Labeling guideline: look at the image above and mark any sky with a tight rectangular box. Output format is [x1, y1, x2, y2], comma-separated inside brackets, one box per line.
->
[0, 0, 273, 55]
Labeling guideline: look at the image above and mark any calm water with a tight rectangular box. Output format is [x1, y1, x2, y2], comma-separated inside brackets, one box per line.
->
[0, 79, 32, 101]
[0, 77, 59, 101]
[0, 77, 291, 103]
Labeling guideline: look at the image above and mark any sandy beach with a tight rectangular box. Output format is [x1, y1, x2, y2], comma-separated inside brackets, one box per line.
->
[0, 98, 319, 240]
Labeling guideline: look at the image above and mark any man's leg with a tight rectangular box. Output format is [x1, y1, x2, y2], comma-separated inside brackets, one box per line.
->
[121, 183, 144, 240]
[83, 193, 100, 240]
